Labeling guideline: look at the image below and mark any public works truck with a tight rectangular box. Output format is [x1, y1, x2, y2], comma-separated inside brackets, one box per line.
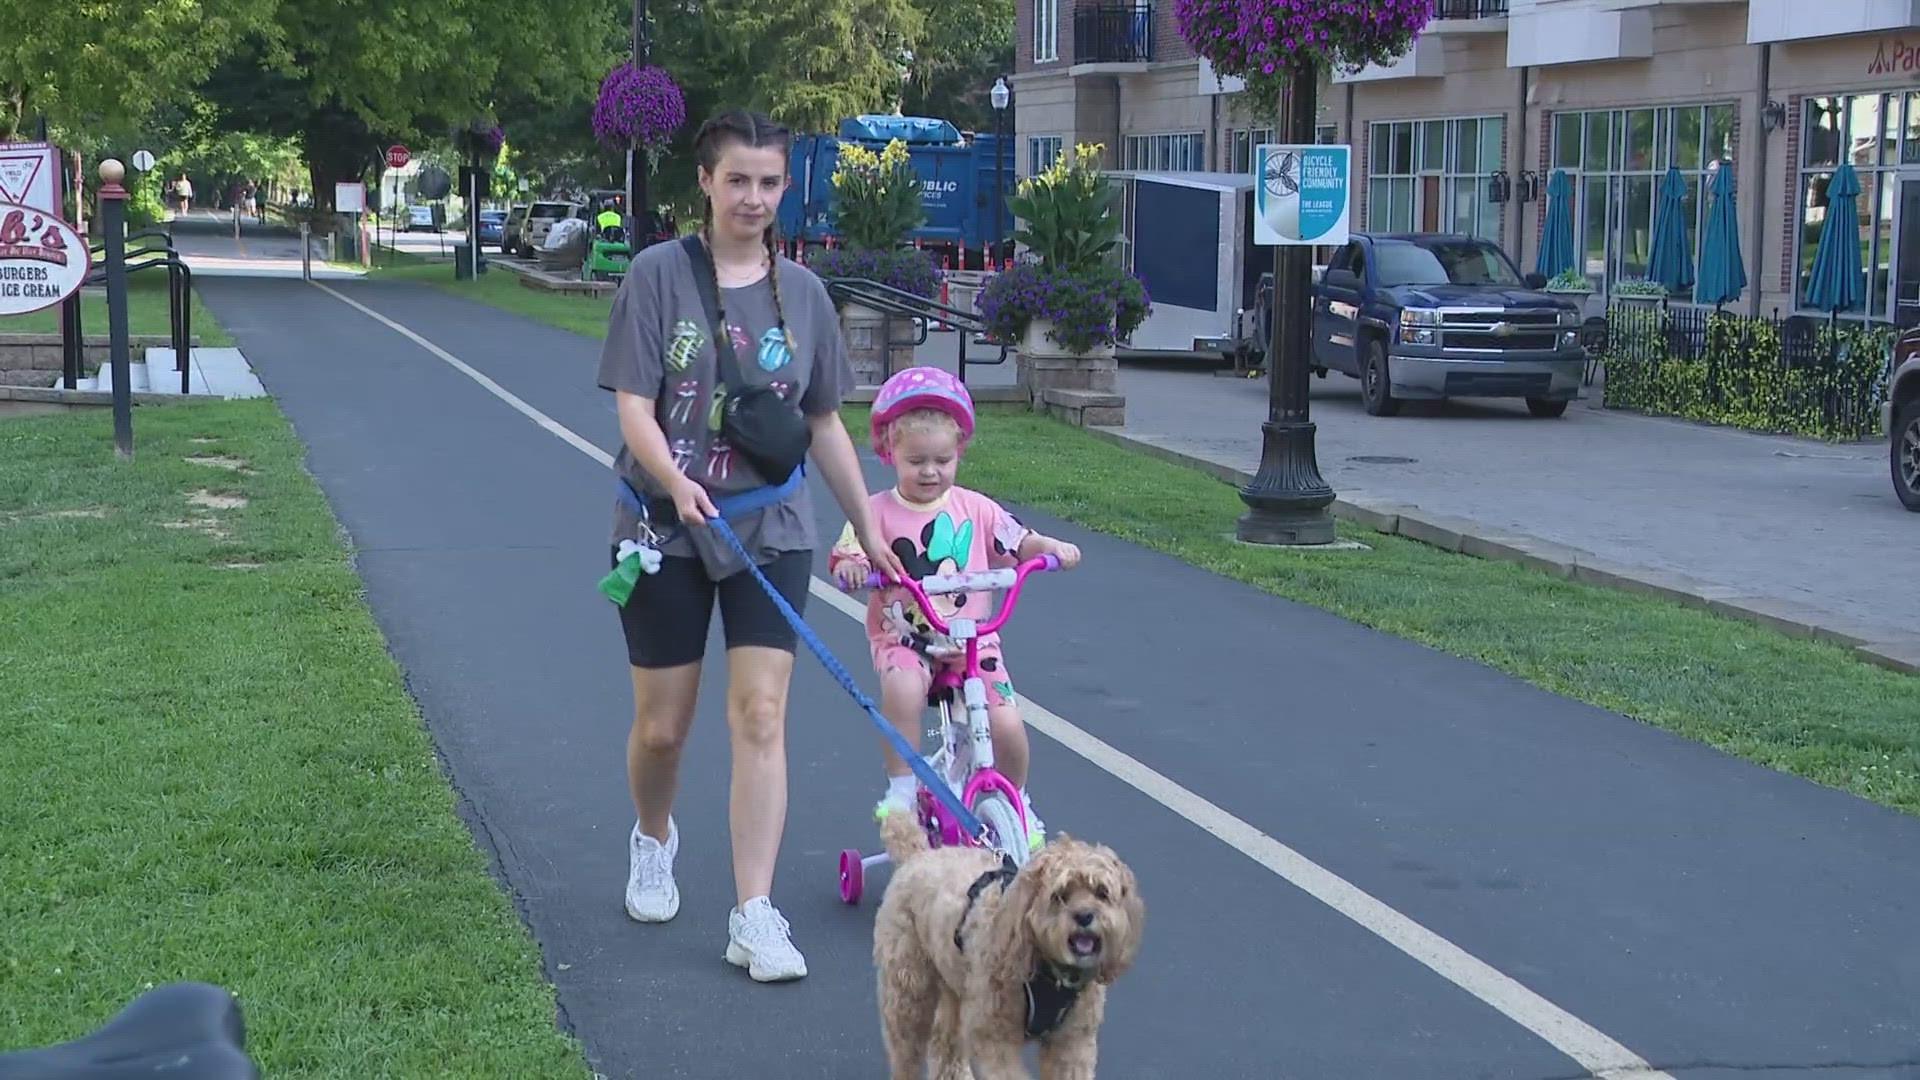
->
[778, 115, 1016, 271]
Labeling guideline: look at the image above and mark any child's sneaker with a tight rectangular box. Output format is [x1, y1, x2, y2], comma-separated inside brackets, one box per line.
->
[624, 818, 679, 923]
[726, 896, 808, 982]
[1021, 790, 1046, 852]
[873, 778, 917, 823]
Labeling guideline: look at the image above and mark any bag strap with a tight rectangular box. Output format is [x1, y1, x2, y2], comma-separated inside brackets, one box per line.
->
[680, 234, 745, 393]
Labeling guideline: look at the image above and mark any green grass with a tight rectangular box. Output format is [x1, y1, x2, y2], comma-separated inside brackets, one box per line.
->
[0, 402, 589, 1077]
[11, 269, 234, 347]
[841, 406, 1920, 817]
[368, 257, 616, 339]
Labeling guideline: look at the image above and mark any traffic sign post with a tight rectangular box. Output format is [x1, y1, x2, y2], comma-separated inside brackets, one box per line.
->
[387, 145, 410, 170]
[131, 149, 155, 172]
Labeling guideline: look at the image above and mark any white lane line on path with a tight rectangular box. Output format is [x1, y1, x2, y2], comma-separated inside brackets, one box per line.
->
[311, 279, 1674, 1080]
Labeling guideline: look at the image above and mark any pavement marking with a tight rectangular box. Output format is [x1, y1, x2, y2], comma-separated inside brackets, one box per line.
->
[311, 279, 1675, 1080]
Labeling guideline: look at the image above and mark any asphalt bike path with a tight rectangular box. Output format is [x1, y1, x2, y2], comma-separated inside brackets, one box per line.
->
[196, 275, 1920, 1079]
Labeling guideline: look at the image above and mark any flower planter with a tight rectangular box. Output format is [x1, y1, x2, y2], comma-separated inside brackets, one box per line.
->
[840, 302, 918, 387]
[1015, 318, 1122, 425]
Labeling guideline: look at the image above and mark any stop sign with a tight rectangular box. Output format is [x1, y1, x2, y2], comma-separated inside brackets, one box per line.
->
[386, 144, 411, 169]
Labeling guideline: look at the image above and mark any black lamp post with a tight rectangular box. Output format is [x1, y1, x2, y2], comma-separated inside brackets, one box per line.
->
[990, 76, 1012, 269]
[629, 0, 651, 241]
[1236, 64, 1337, 546]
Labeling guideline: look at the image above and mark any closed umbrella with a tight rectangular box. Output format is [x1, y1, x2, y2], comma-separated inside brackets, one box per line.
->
[1804, 163, 1864, 313]
[1534, 169, 1576, 280]
[1646, 165, 1696, 294]
[1694, 161, 1746, 308]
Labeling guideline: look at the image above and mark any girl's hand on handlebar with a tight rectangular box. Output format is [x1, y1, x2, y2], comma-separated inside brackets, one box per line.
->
[833, 558, 870, 591]
[1048, 540, 1082, 570]
[669, 474, 719, 526]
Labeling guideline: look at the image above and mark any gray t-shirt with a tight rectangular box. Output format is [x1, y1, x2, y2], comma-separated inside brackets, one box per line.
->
[596, 239, 853, 581]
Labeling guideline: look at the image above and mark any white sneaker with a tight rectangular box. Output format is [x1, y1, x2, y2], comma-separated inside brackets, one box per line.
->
[873, 784, 916, 823]
[725, 896, 808, 982]
[625, 818, 679, 923]
[1021, 790, 1046, 852]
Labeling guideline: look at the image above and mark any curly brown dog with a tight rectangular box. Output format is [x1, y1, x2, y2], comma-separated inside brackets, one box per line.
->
[873, 808, 1144, 1079]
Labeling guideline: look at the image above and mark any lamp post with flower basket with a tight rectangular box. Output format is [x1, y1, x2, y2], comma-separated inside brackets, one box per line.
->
[593, 62, 686, 242]
[1173, 0, 1431, 545]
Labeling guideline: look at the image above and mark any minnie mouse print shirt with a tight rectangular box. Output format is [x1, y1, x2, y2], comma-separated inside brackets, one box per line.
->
[829, 486, 1031, 658]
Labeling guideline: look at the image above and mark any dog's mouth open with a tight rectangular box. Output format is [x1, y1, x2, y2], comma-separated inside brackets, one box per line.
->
[1068, 930, 1102, 957]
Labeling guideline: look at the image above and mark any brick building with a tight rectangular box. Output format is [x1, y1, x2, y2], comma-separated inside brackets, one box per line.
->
[1008, 0, 1920, 321]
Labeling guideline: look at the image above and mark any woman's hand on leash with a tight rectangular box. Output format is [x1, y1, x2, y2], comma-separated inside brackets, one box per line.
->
[669, 475, 719, 526]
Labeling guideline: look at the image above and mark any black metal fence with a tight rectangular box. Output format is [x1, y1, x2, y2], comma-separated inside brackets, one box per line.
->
[1598, 301, 1892, 442]
[1073, 2, 1154, 64]
[1436, 0, 1508, 18]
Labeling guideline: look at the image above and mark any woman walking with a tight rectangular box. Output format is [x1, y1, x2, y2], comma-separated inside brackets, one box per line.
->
[595, 109, 906, 981]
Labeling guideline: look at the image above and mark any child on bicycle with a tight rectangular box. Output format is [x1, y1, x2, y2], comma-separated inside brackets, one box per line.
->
[829, 367, 1080, 852]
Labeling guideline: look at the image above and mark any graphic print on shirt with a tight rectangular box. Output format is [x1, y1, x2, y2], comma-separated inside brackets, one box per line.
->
[707, 383, 729, 431]
[665, 319, 704, 371]
[706, 437, 735, 481]
[668, 379, 701, 425]
[757, 327, 794, 372]
[727, 323, 751, 355]
[888, 511, 977, 654]
[669, 437, 698, 473]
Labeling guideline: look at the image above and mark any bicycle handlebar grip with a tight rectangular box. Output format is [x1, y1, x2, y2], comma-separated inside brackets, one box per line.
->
[865, 572, 890, 589]
[1040, 554, 1061, 571]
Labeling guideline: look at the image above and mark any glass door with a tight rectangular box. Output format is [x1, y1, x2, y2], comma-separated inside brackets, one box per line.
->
[1891, 174, 1920, 328]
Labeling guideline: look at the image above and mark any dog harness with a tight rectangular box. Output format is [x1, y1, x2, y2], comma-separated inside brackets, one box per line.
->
[952, 857, 1089, 1040]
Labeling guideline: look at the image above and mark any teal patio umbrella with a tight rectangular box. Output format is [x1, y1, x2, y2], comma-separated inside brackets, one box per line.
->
[1804, 163, 1864, 312]
[1694, 161, 1746, 308]
[1534, 169, 1576, 279]
[1646, 165, 1695, 294]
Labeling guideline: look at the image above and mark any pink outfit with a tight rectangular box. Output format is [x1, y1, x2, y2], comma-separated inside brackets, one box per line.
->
[830, 486, 1030, 706]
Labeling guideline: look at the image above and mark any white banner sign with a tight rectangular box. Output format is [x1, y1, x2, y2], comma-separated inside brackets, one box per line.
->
[0, 142, 60, 217]
[1254, 144, 1352, 247]
[0, 201, 89, 315]
[335, 181, 366, 214]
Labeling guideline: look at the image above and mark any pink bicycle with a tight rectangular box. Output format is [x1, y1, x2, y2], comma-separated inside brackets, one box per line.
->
[836, 553, 1061, 905]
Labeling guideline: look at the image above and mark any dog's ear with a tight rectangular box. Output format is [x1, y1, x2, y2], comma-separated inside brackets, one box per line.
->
[1097, 851, 1144, 985]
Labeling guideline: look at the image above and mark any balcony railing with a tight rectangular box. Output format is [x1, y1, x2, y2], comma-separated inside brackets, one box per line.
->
[1073, 2, 1155, 65]
[1436, 0, 1507, 18]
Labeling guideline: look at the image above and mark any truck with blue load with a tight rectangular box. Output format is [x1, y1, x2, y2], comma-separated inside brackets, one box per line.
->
[777, 115, 1016, 271]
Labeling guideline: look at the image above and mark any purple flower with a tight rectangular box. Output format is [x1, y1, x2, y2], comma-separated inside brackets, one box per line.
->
[593, 63, 687, 150]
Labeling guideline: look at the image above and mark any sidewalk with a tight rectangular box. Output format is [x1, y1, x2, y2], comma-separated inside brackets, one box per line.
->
[1108, 362, 1920, 674]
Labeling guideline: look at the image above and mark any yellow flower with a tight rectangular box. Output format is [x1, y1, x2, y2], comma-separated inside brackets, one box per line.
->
[880, 138, 911, 169]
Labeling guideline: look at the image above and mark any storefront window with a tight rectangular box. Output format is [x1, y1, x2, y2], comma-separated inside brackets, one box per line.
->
[1365, 114, 1505, 242]
[1794, 93, 1917, 316]
[1123, 133, 1206, 172]
[1549, 103, 1735, 299]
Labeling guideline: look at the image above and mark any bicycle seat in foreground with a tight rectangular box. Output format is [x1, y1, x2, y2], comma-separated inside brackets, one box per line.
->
[0, 981, 258, 1080]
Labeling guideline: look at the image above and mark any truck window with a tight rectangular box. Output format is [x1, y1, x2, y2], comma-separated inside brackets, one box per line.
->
[1372, 240, 1521, 288]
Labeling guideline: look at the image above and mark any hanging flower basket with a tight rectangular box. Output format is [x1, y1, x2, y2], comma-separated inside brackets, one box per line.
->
[454, 121, 505, 160]
[593, 63, 687, 171]
[1173, 0, 1433, 116]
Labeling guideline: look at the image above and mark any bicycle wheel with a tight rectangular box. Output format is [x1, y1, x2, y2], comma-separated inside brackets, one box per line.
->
[971, 791, 1031, 869]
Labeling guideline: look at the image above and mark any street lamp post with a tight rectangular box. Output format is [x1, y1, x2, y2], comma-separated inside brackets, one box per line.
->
[1236, 66, 1337, 546]
[97, 159, 135, 460]
[629, 0, 651, 242]
[990, 77, 1012, 270]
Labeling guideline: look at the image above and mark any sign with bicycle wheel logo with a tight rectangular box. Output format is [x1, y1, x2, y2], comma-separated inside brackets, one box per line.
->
[0, 201, 88, 316]
[1254, 144, 1350, 246]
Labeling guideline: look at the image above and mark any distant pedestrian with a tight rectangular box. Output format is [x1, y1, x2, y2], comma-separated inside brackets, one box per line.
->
[172, 174, 193, 216]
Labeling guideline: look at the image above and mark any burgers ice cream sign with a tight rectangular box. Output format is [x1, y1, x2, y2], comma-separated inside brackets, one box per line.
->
[0, 202, 88, 315]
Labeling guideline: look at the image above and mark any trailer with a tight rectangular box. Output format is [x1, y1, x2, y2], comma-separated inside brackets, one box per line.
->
[779, 115, 1016, 271]
[1109, 169, 1271, 364]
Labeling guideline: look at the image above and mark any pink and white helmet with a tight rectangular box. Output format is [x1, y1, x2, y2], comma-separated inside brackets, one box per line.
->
[870, 366, 976, 463]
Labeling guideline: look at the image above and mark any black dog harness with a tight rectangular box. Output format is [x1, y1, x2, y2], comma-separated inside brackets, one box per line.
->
[952, 855, 1090, 1040]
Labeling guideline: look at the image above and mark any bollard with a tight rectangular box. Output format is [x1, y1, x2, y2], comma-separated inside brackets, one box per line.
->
[98, 160, 134, 459]
[300, 222, 312, 280]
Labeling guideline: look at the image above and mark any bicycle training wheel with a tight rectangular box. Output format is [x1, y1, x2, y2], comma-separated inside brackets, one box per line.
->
[971, 792, 1031, 869]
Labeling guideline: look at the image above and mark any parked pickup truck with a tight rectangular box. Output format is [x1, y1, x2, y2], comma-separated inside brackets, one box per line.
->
[1312, 232, 1586, 417]
[1885, 329, 1920, 510]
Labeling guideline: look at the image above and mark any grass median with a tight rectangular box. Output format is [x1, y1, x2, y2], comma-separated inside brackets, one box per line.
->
[0, 401, 589, 1077]
[11, 270, 234, 346]
[842, 405, 1920, 817]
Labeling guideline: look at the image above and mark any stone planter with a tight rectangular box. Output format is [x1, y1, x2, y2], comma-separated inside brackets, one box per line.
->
[1014, 318, 1125, 427]
[1612, 293, 1664, 307]
[840, 301, 918, 387]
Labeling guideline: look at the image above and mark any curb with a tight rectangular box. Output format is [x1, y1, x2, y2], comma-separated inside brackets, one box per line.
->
[1085, 426, 1920, 677]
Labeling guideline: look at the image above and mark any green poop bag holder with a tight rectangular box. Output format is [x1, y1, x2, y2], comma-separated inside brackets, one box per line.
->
[601, 469, 807, 607]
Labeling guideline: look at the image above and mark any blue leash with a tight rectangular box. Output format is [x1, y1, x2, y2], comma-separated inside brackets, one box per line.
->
[615, 470, 991, 844]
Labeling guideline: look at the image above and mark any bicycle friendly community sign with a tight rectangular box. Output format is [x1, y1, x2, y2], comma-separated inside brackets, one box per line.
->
[0, 201, 87, 316]
[1254, 143, 1350, 247]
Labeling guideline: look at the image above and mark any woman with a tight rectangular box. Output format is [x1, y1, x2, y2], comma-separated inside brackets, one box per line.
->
[595, 109, 907, 982]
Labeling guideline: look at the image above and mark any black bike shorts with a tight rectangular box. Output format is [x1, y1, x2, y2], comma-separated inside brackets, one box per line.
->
[613, 548, 812, 668]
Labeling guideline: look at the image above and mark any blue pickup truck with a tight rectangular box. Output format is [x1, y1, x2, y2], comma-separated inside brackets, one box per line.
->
[1310, 232, 1586, 418]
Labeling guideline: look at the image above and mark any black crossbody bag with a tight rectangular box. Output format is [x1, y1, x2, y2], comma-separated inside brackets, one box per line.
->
[681, 234, 812, 483]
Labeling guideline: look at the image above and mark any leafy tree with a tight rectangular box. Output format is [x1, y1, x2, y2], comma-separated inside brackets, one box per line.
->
[901, 0, 1013, 132]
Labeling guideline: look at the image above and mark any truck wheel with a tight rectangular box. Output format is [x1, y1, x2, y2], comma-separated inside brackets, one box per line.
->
[1894, 398, 1920, 512]
[1526, 397, 1569, 418]
[1361, 339, 1401, 417]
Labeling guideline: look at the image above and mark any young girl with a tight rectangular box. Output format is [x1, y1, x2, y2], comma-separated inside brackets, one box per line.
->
[830, 367, 1081, 852]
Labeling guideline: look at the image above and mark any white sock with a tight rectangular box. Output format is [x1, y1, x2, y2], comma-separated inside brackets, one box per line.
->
[886, 775, 917, 801]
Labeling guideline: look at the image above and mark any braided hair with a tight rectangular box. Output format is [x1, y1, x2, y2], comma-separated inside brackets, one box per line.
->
[693, 110, 796, 360]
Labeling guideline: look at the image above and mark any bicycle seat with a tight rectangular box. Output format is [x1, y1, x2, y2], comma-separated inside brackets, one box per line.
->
[0, 982, 258, 1080]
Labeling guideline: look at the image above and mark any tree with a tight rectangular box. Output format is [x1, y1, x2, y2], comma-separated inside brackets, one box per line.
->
[900, 0, 1013, 132]
[0, 0, 276, 139]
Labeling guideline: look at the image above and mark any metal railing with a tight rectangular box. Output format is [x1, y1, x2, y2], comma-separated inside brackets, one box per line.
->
[1436, 0, 1507, 18]
[1072, 2, 1155, 64]
[822, 277, 1010, 385]
[64, 230, 194, 394]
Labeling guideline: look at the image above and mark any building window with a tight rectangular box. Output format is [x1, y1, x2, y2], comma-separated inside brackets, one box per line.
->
[1028, 135, 1064, 175]
[1793, 93, 1917, 317]
[1227, 125, 1338, 173]
[1550, 103, 1735, 300]
[1123, 132, 1206, 171]
[1365, 115, 1505, 242]
[1034, 0, 1059, 62]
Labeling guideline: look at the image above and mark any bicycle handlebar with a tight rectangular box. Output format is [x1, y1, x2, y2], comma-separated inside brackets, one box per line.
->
[843, 554, 1060, 639]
